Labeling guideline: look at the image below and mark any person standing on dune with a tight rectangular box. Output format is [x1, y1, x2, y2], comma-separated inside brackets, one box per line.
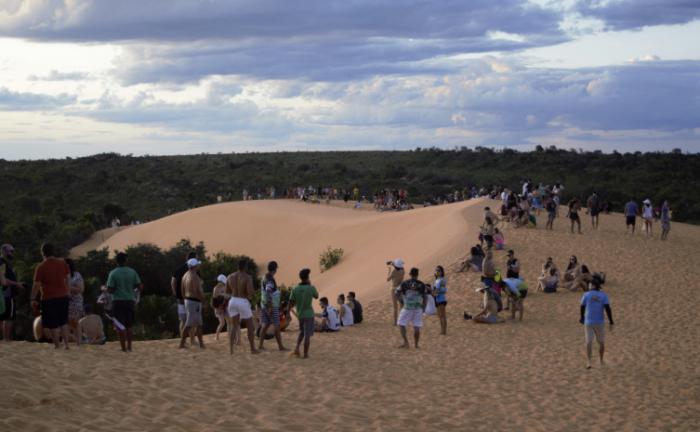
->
[624, 198, 638, 234]
[171, 251, 197, 343]
[179, 258, 205, 349]
[258, 261, 287, 352]
[396, 268, 428, 349]
[106, 252, 143, 352]
[288, 268, 319, 359]
[227, 259, 260, 355]
[580, 274, 614, 369]
[387, 259, 405, 325]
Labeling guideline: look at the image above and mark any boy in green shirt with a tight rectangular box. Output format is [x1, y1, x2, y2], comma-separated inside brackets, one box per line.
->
[106, 252, 143, 352]
[288, 268, 318, 359]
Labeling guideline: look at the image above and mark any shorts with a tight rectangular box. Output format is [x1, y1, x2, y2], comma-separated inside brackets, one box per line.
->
[184, 299, 203, 327]
[177, 303, 187, 322]
[626, 216, 636, 226]
[299, 317, 315, 338]
[518, 289, 528, 299]
[41, 296, 70, 329]
[585, 324, 605, 344]
[569, 213, 580, 222]
[662, 221, 670, 231]
[484, 314, 498, 324]
[590, 209, 600, 216]
[227, 297, 253, 320]
[436, 301, 447, 307]
[112, 300, 136, 328]
[397, 308, 423, 328]
[261, 307, 281, 326]
[0, 296, 15, 320]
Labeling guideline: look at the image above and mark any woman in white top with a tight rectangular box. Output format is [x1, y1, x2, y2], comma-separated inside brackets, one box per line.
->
[338, 294, 354, 327]
[642, 199, 654, 236]
[65, 258, 84, 346]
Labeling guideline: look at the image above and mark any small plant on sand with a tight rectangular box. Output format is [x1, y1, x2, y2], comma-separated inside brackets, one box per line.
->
[319, 246, 344, 272]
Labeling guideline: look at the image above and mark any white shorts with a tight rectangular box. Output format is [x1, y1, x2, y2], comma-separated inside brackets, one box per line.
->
[177, 303, 187, 322]
[227, 297, 253, 320]
[585, 324, 605, 344]
[397, 308, 423, 328]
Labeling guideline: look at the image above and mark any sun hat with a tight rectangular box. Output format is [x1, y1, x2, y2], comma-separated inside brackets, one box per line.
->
[217, 274, 227, 284]
[393, 258, 404, 269]
[187, 258, 201, 268]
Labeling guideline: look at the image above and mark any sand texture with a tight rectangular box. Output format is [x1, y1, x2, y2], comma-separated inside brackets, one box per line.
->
[5, 199, 700, 431]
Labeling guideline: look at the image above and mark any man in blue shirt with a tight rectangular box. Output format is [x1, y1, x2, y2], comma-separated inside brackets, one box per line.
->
[580, 274, 614, 369]
[624, 199, 638, 234]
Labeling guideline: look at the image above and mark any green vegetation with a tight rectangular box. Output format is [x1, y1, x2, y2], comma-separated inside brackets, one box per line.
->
[319, 246, 345, 272]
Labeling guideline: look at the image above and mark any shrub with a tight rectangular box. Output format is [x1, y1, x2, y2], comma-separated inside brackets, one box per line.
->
[319, 246, 344, 272]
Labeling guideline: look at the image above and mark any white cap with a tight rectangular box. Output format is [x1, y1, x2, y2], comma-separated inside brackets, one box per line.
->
[217, 274, 227, 284]
[643, 199, 651, 205]
[393, 258, 404, 268]
[187, 258, 201, 268]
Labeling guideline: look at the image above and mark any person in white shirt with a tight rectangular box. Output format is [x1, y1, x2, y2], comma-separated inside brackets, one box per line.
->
[315, 297, 340, 332]
[337, 294, 354, 327]
[642, 199, 654, 236]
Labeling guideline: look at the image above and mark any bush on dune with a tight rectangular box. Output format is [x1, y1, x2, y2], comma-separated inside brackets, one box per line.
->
[319, 246, 344, 272]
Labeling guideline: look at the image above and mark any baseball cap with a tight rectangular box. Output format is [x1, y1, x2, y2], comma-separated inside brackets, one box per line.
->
[217, 274, 227, 284]
[187, 258, 201, 268]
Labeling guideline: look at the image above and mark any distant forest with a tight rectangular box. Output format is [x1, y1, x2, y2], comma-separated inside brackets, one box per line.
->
[1, 147, 698, 263]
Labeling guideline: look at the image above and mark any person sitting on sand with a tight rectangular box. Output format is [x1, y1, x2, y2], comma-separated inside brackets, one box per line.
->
[563, 256, 581, 284]
[396, 268, 428, 349]
[180, 258, 205, 349]
[315, 297, 340, 332]
[536, 258, 559, 292]
[565, 264, 592, 292]
[258, 261, 287, 351]
[288, 268, 319, 359]
[79, 304, 105, 345]
[473, 284, 504, 324]
[337, 294, 354, 327]
[493, 228, 505, 250]
[211, 274, 228, 341]
[580, 274, 614, 369]
[387, 259, 405, 325]
[567, 198, 583, 234]
[458, 246, 484, 273]
[347, 291, 363, 324]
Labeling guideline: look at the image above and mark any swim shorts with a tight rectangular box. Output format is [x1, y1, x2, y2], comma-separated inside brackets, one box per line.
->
[177, 303, 187, 322]
[41, 296, 69, 329]
[261, 307, 280, 326]
[184, 298, 203, 327]
[299, 317, 315, 337]
[112, 300, 135, 328]
[626, 216, 636, 226]
[227, 297, 253, 320]
[0, 296, 15, 321]
[397, 308, 423, 328]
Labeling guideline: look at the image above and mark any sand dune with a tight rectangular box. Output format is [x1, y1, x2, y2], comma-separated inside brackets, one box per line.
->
[5, 200, 700, 431]
[78, 199, 481, 301]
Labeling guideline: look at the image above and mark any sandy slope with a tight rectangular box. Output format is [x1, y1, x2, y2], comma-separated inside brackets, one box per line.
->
[5, 200, 700, 431]
[76, 199, 480, 302]
[69, 227, 124, 258]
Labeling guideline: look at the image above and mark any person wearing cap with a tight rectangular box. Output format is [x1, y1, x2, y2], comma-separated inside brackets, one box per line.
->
[0, 243, 23, 342]
[211, 274, 229, 341]
[387, 259, 405, 326]
[179, 258, 205, 349]
[580, 274, 614, 369]
[395, 267, 428, 349]
[642, 199, 654, 237]
[106, 252, 143, 352]
[258, 261, 287, 351]
[171, 251, 197, 342]
[624, 198, 638, 234]
[288, 268, 319, 359]
[473, 283, 504, 324]
[226, 259, 260, 355]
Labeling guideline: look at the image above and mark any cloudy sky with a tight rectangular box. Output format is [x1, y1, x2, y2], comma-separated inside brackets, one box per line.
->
[1, 0, 699, 159]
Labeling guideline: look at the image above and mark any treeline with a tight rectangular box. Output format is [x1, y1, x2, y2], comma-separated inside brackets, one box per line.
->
[8, 239, 260, 341]
[1, 148, 698, 264]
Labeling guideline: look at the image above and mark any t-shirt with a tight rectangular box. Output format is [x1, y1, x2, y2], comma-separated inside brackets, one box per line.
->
[396, 279, 427, 310]
[107, 266, 141, 301]
[340, 304, 354, 326]
[172, 263, 188, 301]
[580, 290, 610, 325]
[351, 300, 363, 324]
[434, 277, 447, 303]
[507, 258, 520, 278]
[321, 305, 340, 330]
[33, 258, 70, 300]
[1, 257, 17, 298]
[290, 283, 318, 319]
[624, 201, 638, 217]
[261, 274, 280, 308]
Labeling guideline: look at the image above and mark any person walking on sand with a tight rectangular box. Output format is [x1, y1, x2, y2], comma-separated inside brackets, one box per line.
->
[1, 244, 24, 342]
[624, 198, 638, 234]
[433, 266, 448, 335]
[31, 243, 71, 349]
[288, 268, 319, 359]
[642, 199, 654, 237]
[106, 252, 143, 352]
[211, 274, 228, 341]
[171, 251, 197, 341]
[587, 192, 601, 229]
[227, 259, 260, 355]
[396, 268, 428, 349]
[258, 261, 287, 351]
[545, 195, 556, 230]
[180, 258, 205, 349]
[567, 198, 583, 234]
[580, 274, 614, 369]
[387, 259, 405, 325]
[661, 200, 671, 240]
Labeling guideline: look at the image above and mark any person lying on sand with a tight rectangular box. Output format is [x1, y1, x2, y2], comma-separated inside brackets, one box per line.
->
[315, 297, 340, 332]
[580, 274, 614, 369]
[396, 268, 428, 349]
[473, 284, 504, 324]
[79, 304, 105, 345]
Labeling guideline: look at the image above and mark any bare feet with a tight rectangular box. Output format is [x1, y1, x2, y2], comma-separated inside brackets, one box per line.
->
[278, 347, 290, 352]
[251, 349, 261, 355]
[397, 343, 409, 349]
[586, 362, 592, 369]
[290, 351, 300, 358]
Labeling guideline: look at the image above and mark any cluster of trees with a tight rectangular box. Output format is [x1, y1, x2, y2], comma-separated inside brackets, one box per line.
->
[8, 239, 260, 341]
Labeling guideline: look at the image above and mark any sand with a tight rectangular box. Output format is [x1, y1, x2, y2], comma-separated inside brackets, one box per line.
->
[5, 199, 700, 431]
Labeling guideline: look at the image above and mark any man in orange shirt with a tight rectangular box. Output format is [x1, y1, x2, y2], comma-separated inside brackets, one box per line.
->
[31, 243, 71, 349]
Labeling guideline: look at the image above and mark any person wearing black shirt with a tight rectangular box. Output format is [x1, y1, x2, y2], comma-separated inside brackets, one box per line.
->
[1, 244, 23, 342]
[348, 291, 363, 324]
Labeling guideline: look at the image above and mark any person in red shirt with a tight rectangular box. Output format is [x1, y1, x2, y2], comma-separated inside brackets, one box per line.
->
[31, 243, 71, 349]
